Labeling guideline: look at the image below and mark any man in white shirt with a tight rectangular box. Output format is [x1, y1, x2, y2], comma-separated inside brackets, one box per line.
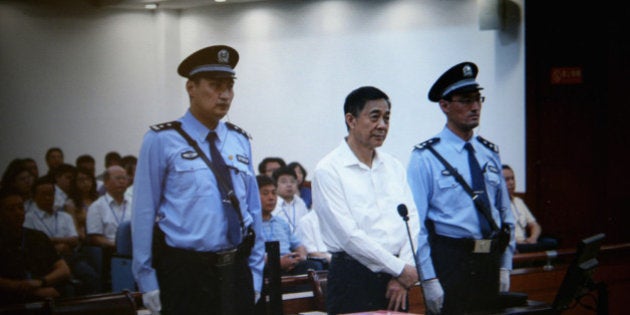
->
[312, 86, 419, 313]
[271, 166, 309, 234]
[87, 165, 131, 249]
[296, 210, 331, 265]
[52, 164, 75, 212]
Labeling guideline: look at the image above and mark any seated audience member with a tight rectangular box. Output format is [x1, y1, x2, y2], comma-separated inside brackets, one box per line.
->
[0, 188, 72, 305]
[258, 157, 286, 178]
[1, 159, 35, 212]
[271, 166, 309, 234]
[257, 175, 322, 275]
[296, 210, 331, 268]
[22, 158, 40, 180]
[96, 151, 122, 195]
[52, 164, 76, 213]
[75, 154, 97, 177]
[120, 155, 137, 200]
[68, 168, 99, 243]
[24, 177, 100, 294]
[43, 147, 64, 180]
[86, 165, 131, 249]
[502, 164, 558, 253]
[288, 161, 312, 209]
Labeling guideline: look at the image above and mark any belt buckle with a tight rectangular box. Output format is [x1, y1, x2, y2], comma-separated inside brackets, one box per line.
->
[473, 239, 492, 253]
[215, 248, 237, 266]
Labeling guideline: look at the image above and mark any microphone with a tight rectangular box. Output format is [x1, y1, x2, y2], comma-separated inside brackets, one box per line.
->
[397, 204, 421, 278]
[398, 204, 431, 313]
[397, 204, 409, 221]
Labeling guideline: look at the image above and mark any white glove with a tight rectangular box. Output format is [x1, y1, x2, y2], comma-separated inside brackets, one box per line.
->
[422, 278, 444, 315]
[142, 289, 162, 315]
[499, 268, 510, 292]
[255, 291, 261, 304]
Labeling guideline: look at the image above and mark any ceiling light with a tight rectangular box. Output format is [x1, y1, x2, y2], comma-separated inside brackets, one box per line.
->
[144, 3, 158, 10]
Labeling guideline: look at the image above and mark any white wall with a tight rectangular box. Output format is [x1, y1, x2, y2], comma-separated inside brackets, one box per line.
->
[0, 0, 527, 190]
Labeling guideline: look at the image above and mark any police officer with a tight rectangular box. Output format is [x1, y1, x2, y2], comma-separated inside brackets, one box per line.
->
[132, 45, 265, 315]
[407, 62, 515, 314]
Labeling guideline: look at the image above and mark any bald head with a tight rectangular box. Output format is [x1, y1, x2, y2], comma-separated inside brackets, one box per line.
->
[104, 165, 128, 200]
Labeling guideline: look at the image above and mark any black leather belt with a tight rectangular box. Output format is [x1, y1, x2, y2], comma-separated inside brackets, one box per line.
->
[432, 233, 500, 254]
[162, 245, 245, 266]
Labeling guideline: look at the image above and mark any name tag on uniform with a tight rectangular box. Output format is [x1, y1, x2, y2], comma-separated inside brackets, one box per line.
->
[236, 154, 249, 165]
[473, 239, 492, 253]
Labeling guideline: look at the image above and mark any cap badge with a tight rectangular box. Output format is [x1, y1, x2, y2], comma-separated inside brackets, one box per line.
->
[217, 49, 229, 64]
[463, 64, 473, 78]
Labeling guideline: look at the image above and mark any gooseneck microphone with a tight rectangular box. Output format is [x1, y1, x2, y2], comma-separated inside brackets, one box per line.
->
[397, 204, 422, 279]
[398, 203, 431, 313]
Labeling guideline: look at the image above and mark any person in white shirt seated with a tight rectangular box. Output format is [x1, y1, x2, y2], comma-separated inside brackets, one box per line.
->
[87, 165, 131, 249]
[296, 210, 331, 268]
[271, 166, 309, 234]
[502, 164, 558, 253]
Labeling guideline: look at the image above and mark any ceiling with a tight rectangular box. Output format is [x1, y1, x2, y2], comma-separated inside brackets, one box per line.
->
[90, 0, 269, 10]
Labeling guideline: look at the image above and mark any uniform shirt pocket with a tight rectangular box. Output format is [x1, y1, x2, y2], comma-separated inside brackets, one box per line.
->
[171, 157, 214, 197]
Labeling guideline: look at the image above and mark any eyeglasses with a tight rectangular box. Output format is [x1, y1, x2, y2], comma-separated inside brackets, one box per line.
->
[449, 96, 485, 105]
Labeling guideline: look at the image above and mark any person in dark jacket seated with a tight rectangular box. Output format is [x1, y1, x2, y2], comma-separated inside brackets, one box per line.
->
[0, 188, 71, 306]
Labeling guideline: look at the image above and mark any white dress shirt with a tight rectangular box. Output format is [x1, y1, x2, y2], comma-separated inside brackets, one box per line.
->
[296, 210, 328, 254]
[24, 205, 78, 239]
[87, 193, 132, 242]
[510, 196, 537, 242]
[271, 195, 309, 234]
[312, 139, 419, 277]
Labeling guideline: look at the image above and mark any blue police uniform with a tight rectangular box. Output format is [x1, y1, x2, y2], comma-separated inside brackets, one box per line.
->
[132, 109, 264, 293]
[407, 61, 516, 314]
[408, 127, 515, 280]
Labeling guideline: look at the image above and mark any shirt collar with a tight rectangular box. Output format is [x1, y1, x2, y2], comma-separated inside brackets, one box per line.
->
[181, 110, 227, 145]
[338, 138, 383, 169]
[440, 126, 475, 153]
[105, 192, 128, 206]
[34, 205, 55, 218]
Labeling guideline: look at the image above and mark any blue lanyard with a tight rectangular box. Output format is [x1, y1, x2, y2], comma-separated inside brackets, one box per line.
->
[36, 210, 57, 237]
[106, 196, 127, 225]
[281, 202, 296, 231]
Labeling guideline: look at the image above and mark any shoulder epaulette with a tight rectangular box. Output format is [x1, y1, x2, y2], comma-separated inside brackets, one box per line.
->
[150, 121, 181, 132]
[226, 122, 252, 140]
[476, 136, 499, 153]
[414, 137, 440, 150]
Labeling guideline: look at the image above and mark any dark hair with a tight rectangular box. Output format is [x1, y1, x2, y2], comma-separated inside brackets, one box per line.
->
[71, 168, 99, 208]
[343, 86, 391, 129]
[258, 157, 286, 174]
[104, 151, 122, 167]
[53, 163, 76, 180]
[502, 164, 512, 171]
[271, 166, 297, 182]
[32, 176, 55, 195]
[1, 159, 31, 188]
[0, 186, 22, 206]
[45, 147, 64, 161]
[121, 155, 137, 168]
[287, 162, 307, 182]
[76, 154, 95, 166]
[256, 175, 275, 188]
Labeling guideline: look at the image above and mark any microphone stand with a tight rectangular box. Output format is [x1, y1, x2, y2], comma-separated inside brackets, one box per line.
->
[398, 204, 434, 315]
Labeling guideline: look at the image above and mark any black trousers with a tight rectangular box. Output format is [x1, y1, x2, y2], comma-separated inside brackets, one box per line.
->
[326, 252, 404, 315]
[430, 235, 501, 314]
[156, 246, 254, 315]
